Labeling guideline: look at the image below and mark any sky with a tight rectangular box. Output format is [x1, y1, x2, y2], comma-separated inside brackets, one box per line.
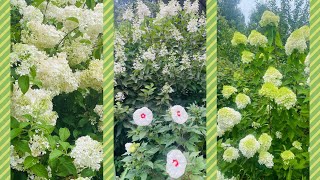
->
[238, 0, 281, 24]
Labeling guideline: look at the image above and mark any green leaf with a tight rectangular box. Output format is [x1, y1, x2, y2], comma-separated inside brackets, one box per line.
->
[81, 168, 96, 177]
[24, 156, 39, 169]
[11, 117, 19, 129]
[59, 128, 70, 141]
[30, 164, 48, 179]
[49, 149, 64, 161]
[30, 66, 37, 78]
[11, 128, 22, 140]
[18, 75, 29, 94]
[66, 17, 79, 24]
[32, 0, 46, 7]
[141, 173, 147, 180]
[56, 156, 77, 177]
[12, 140, 31, 153]
[59, 141, 70, 151]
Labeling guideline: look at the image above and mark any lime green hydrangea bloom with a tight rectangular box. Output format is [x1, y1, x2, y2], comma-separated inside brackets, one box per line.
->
[285, 25, 309, 55]
[258, 151, 274, 168]
[223, 147, 240, 163]
[275, 87, 297, 109]
[231, 31, 247, 46]
[259, 10, 280, 27]
[239, 134, 260, 158]
[259, 82, 279, 99]
[248, 30, 268, 47]
[222, 85, 237, 99]
[258, 133, 272, 151]
[217, 107, 241, 131]
[241, 50, 255, 64]
[281, 150, 295, 165]
[292, 141, 302, 150]
[235, 93, 251, 109]
[263, 66, 283, 87]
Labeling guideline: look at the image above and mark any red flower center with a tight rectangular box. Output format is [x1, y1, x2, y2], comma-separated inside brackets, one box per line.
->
[172, 159, 179, 167]
[177, 111, 181, 117]
[140, 113, 146, 119]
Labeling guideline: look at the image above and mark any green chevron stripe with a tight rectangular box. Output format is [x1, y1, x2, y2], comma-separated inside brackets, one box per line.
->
[0, 0, 10, 179]
[310, 0, 319, 179]
[103, 0, 115, 179]
[206, 0, 217, 179]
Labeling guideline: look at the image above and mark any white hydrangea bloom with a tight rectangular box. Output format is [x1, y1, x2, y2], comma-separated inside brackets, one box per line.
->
[10, 145, 27, 171]
[263, 67, 283, 87]
[37, 53, 79, 95]
[133, 107, 153, 126]
[217, 107, 241, 131]
[171, 26, 183, 41]
[239, 134, 260, 158]
[70, 136, 103, 171]
[161, 83, 174, 94]
[187, 18, 199, 33]
[142, 47, 156, 61]
[166, 149, 187, 179]
[235, 93, 251, 109]
[136, 0, 151, 19]
[29, 134, 50, 157]
[11, 83, 58, 126]
[21, 21, 64, 49]
[122, 7, 134, 21]
[77, 59, 103, 91]
[259, 11, 280, 27]
[115, 92, 125, 102]
[63, 35, 93, 66]
[285, 26, 309, 56]
[248, 30, 268, 47]
[125, 142, 139, 153]
[276, 131, 282, 139]
[258, 151, 274, 168]
[158, 0, 181, 19]
[223, 147, 240, 163]
[11, 0, 27, 9]
[94, 105, 103, 123]
[20, 6, 44, 23]
[183, 0, 199, 14]
[170, 105, 188, 124]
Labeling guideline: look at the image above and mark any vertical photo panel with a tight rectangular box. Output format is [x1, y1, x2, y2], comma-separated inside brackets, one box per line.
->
[113, 0, 207, 179]
[217, 0, 310, 179]
[10, 0, 104, 179]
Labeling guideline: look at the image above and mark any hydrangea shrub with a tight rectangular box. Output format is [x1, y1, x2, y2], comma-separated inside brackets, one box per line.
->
[10, 0, 103, 179]
[114, 0, 206, 179]
[218, 11, 309, 179]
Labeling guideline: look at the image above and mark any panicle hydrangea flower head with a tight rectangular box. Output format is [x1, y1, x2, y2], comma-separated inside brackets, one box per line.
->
[187, 18, 199, 33]
[259, 82, 279, 99]
[11, 83, 58, 126]
[170, 105, 188, 124]
[217, 107, 241, 131]
[248, 30, 268, 47]
[20, 5, 44, 23]
[142, 47, 156, 61]
[292, 141, 302, 150]
[239, 134, 260, 158]
[222, 85, 237, 99]
[11, 0, 27, 8]
[275, 87, 297, 109]
[259, 10, 280, 27]
[29, 134, 49, 157]
[133, 107, 153, 126]
[94, 104, 103, 121]
[115, 92, 125, 102]
[231, 32, 247, 46]
[125, 142, 140, 153]
[10, 145, 27, 171]
[166, 149, 187, 179]
[258, 133, 272, 151]
[285, 25, 309, 55]
[77, 59, 103, 91]
[281, 150, 295, 165]
[136, 0, 151, 19]
[252, 122, 261, 129]
[241, 50, 255, 64]
[258, 151, 274, 168]
[70, 136, 103, 171]
[223, 147, 240, 163]
[122, 7, 134, 21]
[183, 0, 199, 14]
[263, 67, 283, 87]
[21, 21, 64, 49]
[158, 0, 181, 18]
[235, 93, 251, 109]
[276, 131, 282, 139]
[217, 125, 225, 137]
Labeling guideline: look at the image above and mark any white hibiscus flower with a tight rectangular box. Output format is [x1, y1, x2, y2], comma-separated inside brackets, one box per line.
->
[133, 107, 153, 126]
[166, 149, 187, 179]
[170, 105, 188, 124]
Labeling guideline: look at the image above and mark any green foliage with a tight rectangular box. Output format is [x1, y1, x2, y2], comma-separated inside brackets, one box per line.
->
[218, 10, 309, 179]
